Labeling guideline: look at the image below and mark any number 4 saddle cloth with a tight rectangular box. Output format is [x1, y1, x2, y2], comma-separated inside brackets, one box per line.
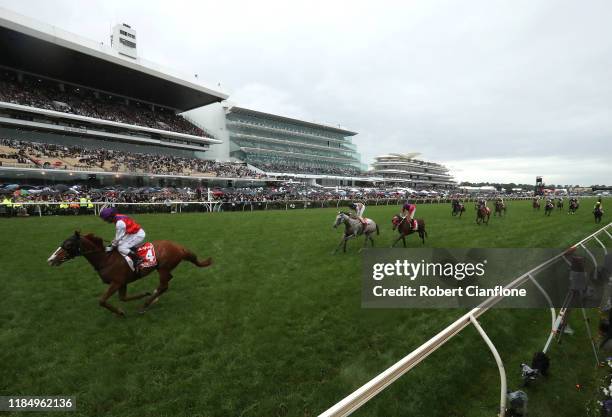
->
[135, 242, 158, 269]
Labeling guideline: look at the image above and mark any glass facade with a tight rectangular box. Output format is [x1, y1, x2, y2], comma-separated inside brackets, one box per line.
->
[225, 107, 362, 176]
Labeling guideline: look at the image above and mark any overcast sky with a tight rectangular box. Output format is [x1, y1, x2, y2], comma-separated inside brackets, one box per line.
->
[2, 0, 611, 185]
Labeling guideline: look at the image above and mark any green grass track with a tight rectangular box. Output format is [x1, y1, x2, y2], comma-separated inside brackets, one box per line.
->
[0, 199, 609, 417]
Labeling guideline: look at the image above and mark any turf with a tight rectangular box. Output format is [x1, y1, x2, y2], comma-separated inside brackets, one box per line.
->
[0, 199, 609, 417]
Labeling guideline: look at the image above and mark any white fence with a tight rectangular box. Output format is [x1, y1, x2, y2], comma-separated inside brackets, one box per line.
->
[319, 222, 612, 417]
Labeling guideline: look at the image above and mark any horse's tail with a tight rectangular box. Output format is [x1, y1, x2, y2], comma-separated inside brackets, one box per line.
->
[376, 223, 380, 235]
[182, 248, 213, 268]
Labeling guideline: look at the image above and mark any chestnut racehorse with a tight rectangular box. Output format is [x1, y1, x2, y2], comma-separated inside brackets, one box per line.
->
[476, 206, 490, 225]
[391, 215, 427, 247]
[47, 232, 212, 317]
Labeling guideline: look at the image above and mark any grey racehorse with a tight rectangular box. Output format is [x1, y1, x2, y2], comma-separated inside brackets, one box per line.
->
[332, 212, 379, 253]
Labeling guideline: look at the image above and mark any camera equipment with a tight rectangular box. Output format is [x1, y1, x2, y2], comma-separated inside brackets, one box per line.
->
[520, 254, 600, 387]
[506, 390, 528, 416]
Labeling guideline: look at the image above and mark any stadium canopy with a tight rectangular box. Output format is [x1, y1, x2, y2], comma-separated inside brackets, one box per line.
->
[0, 8, 228, 112]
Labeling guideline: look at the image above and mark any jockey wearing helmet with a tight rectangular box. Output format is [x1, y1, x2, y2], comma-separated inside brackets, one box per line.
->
[401, 200, 417, 229]
[349, 202, 367, 226]
[594, 199, 604, 213]
[99, 207, 146, 268]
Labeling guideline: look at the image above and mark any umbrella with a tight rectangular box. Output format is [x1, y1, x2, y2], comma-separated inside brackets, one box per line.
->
[54, 184, 70, 192]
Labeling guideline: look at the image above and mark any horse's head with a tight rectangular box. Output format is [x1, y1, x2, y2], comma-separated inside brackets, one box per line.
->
[391, 215, 401, 230]
[333, 212, 348, 228]
[47, 232, 104, 266]
[47, 231, 82, 266]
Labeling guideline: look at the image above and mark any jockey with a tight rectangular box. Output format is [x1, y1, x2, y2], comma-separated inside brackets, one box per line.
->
[478, 198, 487, 208]
[99, 207, 146, 269]
[594, 200, 604, 213]
[349, 202, 367, 226]
[496, 196, 504, 205]
[401, 200, 417, 229]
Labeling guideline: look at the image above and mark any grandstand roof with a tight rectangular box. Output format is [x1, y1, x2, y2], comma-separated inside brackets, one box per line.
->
[0, 7, 227, 111]
[227, 106, 357, 136]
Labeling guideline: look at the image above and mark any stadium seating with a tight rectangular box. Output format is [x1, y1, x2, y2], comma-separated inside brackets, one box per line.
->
[0, 71, 211, 138]
[0, 138, 262, 178]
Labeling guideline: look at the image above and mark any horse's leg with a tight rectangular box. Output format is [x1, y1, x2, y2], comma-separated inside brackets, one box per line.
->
[99, 282, 125, 317]
[402, 236, 406, 247]
[118, 285, 151, 302]
[359, 234, 370, 252]
[391, 234, 402, 248]
[333, 236, 346, 254]
[140, 270, 172, 312]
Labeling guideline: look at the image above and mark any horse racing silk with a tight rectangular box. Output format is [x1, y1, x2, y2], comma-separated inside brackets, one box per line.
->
[114, 214, 141, 234]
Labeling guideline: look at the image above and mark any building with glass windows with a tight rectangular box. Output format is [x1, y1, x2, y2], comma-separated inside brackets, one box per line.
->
[225, 106, 362, 176]
[369, 152, 456, 189]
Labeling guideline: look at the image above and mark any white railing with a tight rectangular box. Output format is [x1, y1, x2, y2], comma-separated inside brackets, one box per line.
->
[319, 222, 612, 417]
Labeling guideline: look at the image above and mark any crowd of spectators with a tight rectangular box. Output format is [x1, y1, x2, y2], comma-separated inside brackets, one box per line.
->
[0, 138, 262, 178]
[249, 160, 361, 176]
[1, 181, 545, 217]
[0, 71, 210, 138]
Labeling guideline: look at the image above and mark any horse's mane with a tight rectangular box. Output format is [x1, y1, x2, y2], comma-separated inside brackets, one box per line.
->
[83, 233, 105, 248]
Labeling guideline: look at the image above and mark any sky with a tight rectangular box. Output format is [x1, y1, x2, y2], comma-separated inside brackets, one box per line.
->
[1, 0, 611, 185]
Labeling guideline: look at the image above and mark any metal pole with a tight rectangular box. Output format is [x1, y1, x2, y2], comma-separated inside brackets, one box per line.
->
[594, 236, 608, 255]
[469, 314, 506, 417]
[527, 273, 557, 350]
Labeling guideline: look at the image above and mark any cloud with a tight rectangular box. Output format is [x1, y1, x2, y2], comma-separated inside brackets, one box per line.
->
[1, 0, 610, 184]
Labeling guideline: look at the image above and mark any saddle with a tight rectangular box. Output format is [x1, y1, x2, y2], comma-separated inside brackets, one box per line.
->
[127, 242, 157, 270]
[359, 217, 370, 232]
[401, 217, 418, 231]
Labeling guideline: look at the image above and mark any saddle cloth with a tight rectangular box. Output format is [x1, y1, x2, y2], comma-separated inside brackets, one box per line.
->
[133, 242, 157, 269]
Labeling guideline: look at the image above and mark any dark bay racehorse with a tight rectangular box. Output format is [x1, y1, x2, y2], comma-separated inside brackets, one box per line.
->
[476, 205, 490, 225]
[557, 199, 564, 211]
[594, 207, 603, 223]
[494, 201, 506, 217]
[544, 200, 554, 216]
[532, 198, 541, 211]
[391, 215, 427, 246]
[568, 200, 579, 214]
[333, 212, 379, 253]
[452, 202, 465, 217]
[47, 232, 212, 316]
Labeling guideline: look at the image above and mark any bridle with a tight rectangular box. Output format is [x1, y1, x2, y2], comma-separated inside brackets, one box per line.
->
[62, 235, 104, 260]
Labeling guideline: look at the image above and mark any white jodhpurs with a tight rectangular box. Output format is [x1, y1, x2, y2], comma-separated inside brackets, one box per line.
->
[116, 229, 146, 256]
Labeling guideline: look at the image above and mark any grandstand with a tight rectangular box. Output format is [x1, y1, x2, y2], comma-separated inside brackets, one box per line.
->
[186, 104, 365, 186]
[0, 8, 270, 187]
[369, 152, 456, 189]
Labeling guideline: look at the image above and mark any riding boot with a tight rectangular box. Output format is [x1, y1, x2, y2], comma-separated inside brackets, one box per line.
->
[128, 250, 143, 270]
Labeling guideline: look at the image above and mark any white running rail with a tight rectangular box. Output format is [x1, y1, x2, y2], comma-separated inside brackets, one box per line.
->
[318, 222, 612, 417]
